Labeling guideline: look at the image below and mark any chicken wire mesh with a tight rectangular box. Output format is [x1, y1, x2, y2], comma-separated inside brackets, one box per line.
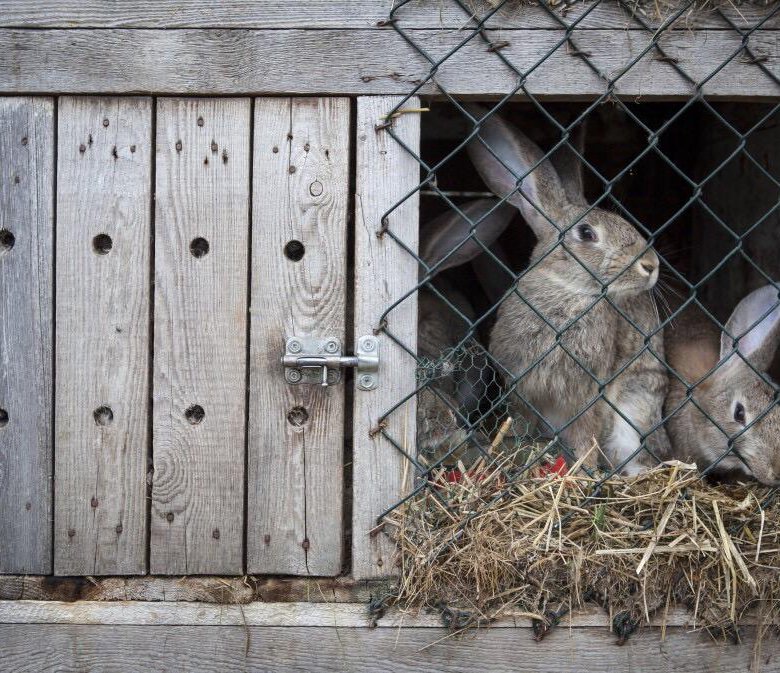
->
[370, 0, 780, 525]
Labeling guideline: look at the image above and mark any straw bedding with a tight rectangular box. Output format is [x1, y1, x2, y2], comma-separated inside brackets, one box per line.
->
[380, 440, 780, 645]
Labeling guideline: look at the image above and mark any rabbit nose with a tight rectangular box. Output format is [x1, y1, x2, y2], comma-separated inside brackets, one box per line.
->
[638, 259, 657, 276]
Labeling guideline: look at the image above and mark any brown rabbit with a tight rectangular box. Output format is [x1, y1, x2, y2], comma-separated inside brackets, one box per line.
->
[417, 198, 515, 463]
[466, 105, 670, 473]
[665, 284, 780, 485]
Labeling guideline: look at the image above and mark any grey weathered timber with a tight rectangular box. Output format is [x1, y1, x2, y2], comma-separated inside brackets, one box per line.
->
[54, 97, 151, 576]
[0, 599, 722, 628]
[0, 29, 777, 99]
[248, 98, 350, 576]
[0, 0, 773, 30]
[0, 97, 53, 574]
[352, 97, 420, 579]
[151, 98, 250, 574]
[0, 624, 766, 673]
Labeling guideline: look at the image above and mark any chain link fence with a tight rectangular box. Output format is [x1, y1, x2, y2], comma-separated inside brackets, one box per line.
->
[372, 0, 780, 521]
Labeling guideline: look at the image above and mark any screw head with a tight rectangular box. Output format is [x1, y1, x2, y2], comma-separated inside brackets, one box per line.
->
[327, 370, 340, 384]
[324, 339, 339, 354]
[286, 369, 303, 383]
[359, 374, 376, 390]
[361, 337, 376, 352]
[288, 339, 303, 354]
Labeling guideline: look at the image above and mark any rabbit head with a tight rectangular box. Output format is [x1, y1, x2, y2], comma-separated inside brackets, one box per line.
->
[466, 105, 659, 298]
[669, 285, 780, 485]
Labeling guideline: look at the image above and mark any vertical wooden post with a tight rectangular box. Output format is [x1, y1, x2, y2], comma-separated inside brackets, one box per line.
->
[0, 97, 54, 574]
[151, 98, 250, 574]
[248, 97, 350, 575]
[352, 96, 420, 579]
[54, 97, 152, 575]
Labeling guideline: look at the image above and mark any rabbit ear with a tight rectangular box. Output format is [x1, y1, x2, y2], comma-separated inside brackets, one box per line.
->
[472, 240, 513, 306]
[466, 104, 568, 239]
[420, 198, 515, 274]
[549, 122, 587, 207]
[721, 284, 780, 370]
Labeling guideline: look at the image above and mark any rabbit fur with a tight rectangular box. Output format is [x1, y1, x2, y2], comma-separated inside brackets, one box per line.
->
[665, 284, 780, 485]
[466, 105, 671, 473]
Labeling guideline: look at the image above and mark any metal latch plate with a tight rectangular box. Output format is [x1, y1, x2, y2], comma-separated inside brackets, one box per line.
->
[282, 336, 379, 390]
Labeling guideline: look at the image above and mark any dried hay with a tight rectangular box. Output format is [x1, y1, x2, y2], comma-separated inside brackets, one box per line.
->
[381, 437, 780, 647]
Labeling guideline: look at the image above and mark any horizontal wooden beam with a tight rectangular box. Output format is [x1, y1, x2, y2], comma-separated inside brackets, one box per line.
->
[0, 0, 775, 31]
[0, 28, 777, 99]
[0, 599, 721, 628]
[0, 622, 765, 672]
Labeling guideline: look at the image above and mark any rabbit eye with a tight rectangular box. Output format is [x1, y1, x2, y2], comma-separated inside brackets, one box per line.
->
[734, 402, 746, 425]
[577, 223, 598, 242]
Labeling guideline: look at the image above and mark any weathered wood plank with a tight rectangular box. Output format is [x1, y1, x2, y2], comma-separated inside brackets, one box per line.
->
[0, 624, 766, 673]
[352, 97, 420, 579]
[0, 97, 53, 574]
[248, 98, 350, 576]
[0, 576, 383, 604]
[0, 599, 722, 628]
[0, 29, 777, 99]
[0, 0, 774, 31]
[151, 98, 250, 574]
[54, 97, 151, 576]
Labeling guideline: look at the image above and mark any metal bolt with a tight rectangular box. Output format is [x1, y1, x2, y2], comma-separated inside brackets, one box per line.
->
[286, 369, 302, 384]
[288, 339, 302, 353]
[324, 339, 339, 354]
[309, 180, 323, 196]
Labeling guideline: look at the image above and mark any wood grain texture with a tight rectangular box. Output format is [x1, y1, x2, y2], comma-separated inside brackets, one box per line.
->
[0, 624, 767, 673]
[248, 98, 350, 576]
[151, 98, 250, 575]
[0, 29, 777, 99]
[0, 600, 723, 628]
[0, 97, 53, 574]
[54, 97, 151, 576]
[352, 97, 420, 579]
[0, 0, 774, 31]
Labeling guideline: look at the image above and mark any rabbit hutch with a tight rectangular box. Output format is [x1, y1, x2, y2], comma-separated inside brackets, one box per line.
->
[2, 0, 780, 670]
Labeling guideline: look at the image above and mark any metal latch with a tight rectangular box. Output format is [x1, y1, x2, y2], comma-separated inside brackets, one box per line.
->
[282, 336, 379, 390]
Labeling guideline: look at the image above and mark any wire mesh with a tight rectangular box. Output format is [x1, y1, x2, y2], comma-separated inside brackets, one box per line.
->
[373, 0, 780, 525]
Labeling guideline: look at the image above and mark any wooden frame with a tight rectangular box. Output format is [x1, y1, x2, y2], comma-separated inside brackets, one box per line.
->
[0, 2, 777, 100]
[0, 599, 768, 672]
[2, 0, 780, 668]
